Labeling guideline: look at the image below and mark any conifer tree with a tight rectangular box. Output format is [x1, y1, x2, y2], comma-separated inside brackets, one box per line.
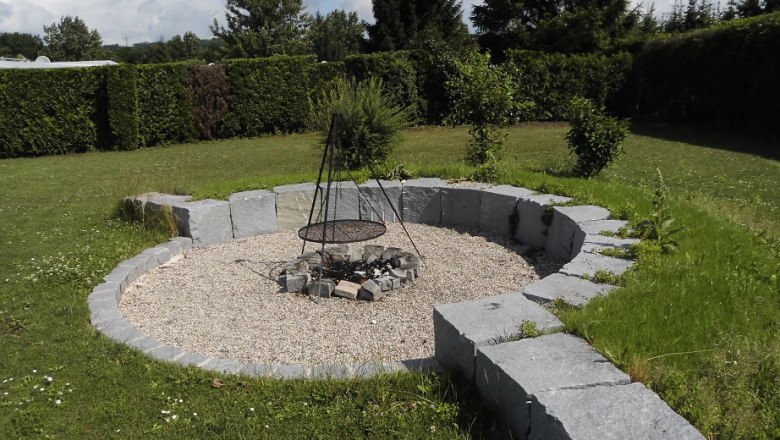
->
[367, 0, 469, 51]
[211, 0, 307, 58]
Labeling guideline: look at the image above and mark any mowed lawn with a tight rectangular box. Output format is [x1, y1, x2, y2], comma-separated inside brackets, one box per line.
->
[1, 123, 777, 439]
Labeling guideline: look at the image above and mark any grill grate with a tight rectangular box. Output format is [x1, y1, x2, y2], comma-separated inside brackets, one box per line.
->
[298, 219, 387, 244]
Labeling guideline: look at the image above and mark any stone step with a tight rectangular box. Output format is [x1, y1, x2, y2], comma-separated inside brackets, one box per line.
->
[580, 234, 640, 254]
[514, 194, 572, 250]
[400, 177, 448, 224]
[171, 199, 233, 248]
[522, 273, 617, 307]
[559, 252, 635, 279]
[228, 189, 277, 239]
[475, 333, 631, 438]
[273, 183, 319, 231]
[529, 382, 706, 440]
[440, 184, 487, 228]
[479, 185, 535, 237]
[433, 293, 564, 381]
[545, 205, 612, 261]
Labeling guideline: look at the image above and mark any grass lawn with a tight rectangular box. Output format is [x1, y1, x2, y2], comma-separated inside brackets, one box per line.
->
[1, 123, 778, 439]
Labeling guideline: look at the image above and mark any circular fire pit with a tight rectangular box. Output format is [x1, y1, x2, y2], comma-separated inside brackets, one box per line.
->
[119, 223, 557, 366]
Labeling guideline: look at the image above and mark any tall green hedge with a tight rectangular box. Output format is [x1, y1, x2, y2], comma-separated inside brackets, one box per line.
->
[306, 60, 346, 122]
[344, 52, 421, 120]
[105, 65, 140, 150]
[221, 56, 313, 137]
[634, 12, 780, 133]
[186, 64, 229, 140]
[505, 50, 634, 120]
[0, 68, 102, 158]
[136, 62, 197, 147]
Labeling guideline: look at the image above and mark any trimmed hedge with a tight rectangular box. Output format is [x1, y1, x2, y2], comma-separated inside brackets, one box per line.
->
[136, 62, 197, 147]
[505, 50, 634, 120]
[344, 52, 421, 120]
[105, 65, 140, 150]
[0, 68, 102, 158]
[221, 56, 313, 137]
[3, 17, 778, 159]
[186, 64, 229, 140]
[306, 60, 347, 119]
[634, 12, 780, 133]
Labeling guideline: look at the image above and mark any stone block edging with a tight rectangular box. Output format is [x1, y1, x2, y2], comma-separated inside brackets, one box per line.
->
[92, 180, 703, 439]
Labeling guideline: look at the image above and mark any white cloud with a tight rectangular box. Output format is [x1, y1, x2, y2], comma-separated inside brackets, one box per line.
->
[0, 0, 224, 45]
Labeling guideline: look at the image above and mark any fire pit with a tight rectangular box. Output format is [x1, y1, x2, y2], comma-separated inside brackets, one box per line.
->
[280, 244, 422, 301]
[289, 113, 424, 302]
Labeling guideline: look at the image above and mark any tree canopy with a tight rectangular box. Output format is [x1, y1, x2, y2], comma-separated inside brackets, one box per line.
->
[306, 10, 365, 61]
[366, 0, 470, 51]
[472, 0, 635, 55]
[0, 32, 43, 59]
[211, 0, 308, 58]
[41, 16, 104, 61]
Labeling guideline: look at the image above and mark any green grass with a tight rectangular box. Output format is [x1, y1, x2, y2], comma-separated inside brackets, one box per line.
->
[1, 123, 778, 439]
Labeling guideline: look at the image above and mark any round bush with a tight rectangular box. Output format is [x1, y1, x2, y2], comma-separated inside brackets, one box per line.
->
[311, 77, 409, 170]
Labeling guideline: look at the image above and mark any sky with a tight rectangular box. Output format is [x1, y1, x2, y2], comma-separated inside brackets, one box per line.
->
[0, 0, 664, 46]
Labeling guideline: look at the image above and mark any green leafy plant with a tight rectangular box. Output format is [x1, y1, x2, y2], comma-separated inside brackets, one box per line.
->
[445, 50, 526, 179]
[311, 76, 409, 170]
[492, 320, 541, 344]
[381, 163, 414, 181]
[520, 320, 540, 338]
[565, 97, 628, 177]
[636, 169, 685, 253]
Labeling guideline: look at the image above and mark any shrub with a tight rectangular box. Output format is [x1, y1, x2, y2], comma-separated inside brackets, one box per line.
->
[310, 77, 409, 170]
[445, 50, 525, 180]
[221, 56, 312, 137]
[136, 62, 197, 147]
[566, 97, 628, 177]
[185, 64, 228, 140]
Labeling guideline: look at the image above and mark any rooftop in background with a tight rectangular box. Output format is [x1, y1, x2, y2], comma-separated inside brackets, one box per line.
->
[0, 56, 118, 69]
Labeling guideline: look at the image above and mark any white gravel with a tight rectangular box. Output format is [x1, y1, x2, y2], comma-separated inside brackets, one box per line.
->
[119, 223, 558, 366]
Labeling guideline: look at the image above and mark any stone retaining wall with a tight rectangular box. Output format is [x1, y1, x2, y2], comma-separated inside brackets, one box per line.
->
[91, 179, 704, 439]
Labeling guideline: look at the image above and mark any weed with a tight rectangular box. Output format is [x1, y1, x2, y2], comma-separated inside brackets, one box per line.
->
[599, 247, 634, 259]
[492, 321, 541, 344]
[541, 205, 555, 227]
[0, 315, 28, 336]
[470, 153, 502, 183]
[636, 169, 685, 253]
[380, 163, 414, 181]
[582, 270, 626, 286]
[548, 298, 577, 317]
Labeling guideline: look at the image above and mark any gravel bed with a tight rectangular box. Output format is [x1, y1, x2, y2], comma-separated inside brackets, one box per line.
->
[119, 223, 559, 366]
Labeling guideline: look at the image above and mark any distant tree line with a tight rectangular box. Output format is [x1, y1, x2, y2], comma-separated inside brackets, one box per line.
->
[1, 0, 778, 64]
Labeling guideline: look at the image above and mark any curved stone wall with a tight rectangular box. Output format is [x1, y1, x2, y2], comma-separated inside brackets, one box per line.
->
[89, 178, 704, 439]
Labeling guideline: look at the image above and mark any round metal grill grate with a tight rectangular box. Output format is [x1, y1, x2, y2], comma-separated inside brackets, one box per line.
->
[298, 219, 387, 244]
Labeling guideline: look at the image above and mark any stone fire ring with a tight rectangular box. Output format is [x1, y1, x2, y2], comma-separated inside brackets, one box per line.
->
[282, 243, 422, 301]
[88, 179, 704, 439]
